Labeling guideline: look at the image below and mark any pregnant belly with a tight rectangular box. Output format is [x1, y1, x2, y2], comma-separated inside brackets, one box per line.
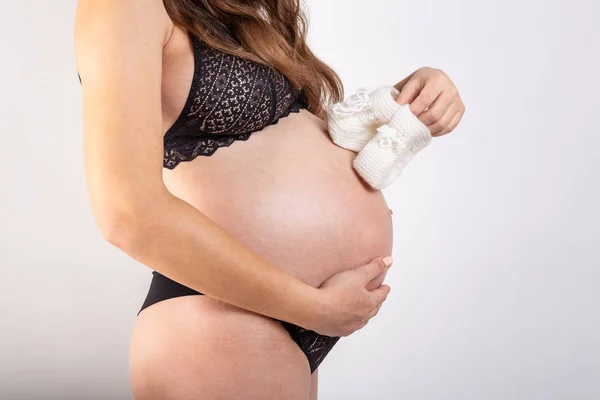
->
[162, 109, 394, 288]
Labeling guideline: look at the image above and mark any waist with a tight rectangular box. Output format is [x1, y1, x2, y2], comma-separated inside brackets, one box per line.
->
[162, 109, 394, 287]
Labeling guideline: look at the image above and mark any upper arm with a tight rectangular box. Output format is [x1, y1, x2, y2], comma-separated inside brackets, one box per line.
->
[74, 0, 173, 239]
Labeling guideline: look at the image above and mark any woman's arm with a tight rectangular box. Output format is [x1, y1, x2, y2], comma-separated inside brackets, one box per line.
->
[73, 0, 317, 326]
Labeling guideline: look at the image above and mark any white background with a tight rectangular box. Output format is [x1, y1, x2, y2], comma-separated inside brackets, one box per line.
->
[1, 0, 599, 399]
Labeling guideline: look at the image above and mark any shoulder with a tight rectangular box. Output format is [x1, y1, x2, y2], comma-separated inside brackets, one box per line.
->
[74, 0, 174, 55]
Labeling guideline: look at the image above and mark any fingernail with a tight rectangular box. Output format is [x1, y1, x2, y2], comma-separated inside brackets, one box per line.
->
[382, 256, 393, 267]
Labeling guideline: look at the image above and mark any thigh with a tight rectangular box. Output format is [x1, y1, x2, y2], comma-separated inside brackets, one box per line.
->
[310, 368, 318, 400]
[129, 294, 312, 400]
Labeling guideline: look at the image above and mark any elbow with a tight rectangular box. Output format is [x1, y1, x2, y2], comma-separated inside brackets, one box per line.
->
[97, 211, 141, 251]
[90, 187, 171, 252]
[96, 207, 153, 252]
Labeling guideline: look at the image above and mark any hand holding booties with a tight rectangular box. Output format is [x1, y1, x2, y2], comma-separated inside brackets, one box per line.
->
[325, 85, 432, 189]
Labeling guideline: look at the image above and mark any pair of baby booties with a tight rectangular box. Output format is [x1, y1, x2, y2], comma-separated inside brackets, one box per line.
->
[324, 85, 432, 189]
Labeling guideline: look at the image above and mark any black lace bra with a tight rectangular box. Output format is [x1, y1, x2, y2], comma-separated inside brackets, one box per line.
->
[78, 31, 309, 169]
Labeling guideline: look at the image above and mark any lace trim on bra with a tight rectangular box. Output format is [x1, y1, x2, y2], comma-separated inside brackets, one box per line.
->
[162, 32, 308, 169]
[164, 101, 302, 169]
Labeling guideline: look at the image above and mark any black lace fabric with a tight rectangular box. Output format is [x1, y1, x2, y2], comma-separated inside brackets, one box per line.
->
[163, 34, 308, 169]
[140, 271, 341, 374]
[279, 321, 341, 373]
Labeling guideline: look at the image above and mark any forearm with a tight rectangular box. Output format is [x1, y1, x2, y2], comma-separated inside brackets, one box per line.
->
[110, 191, 320, 327]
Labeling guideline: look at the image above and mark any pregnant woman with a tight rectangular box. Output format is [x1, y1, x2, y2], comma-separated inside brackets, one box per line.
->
[74, 0, 464, 399]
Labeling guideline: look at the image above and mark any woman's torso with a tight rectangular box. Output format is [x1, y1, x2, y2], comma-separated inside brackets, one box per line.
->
[159, 25, 393, 288]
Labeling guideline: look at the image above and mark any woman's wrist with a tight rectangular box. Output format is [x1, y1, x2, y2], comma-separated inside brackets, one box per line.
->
[275, 281, 324, 329]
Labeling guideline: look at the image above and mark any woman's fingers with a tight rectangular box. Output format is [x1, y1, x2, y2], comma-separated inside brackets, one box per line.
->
[436, 108, 464, 137]
[367, 302, 383, 319]
[357, 256, 393, 284]
[418, 86, 455, 124]
[395, 75, 423, 106]
[409, 75, 444, 116]
[368, 284, 391, 309]
[426, 95, 459, 135]
[395, 67, 465, 136]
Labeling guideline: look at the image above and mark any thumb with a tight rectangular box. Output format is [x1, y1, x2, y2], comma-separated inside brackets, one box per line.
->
[358, 256, 393, 283]
[395, 76, 422, 106]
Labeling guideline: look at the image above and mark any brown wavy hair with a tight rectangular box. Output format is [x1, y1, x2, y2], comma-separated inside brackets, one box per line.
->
[162, 0, 343, 117]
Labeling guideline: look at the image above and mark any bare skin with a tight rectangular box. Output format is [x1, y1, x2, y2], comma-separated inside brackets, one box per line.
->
[75, 0, 464, 398]
[128, 23, 393, 399]
[75, 0, 391, 400]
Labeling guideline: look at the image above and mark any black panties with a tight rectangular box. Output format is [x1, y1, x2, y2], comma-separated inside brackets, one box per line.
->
[138, 271, 341, 374]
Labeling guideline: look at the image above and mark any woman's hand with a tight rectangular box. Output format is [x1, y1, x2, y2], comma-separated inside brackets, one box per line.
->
[394, 67, 465, 137]
[305, 256, 393, 337]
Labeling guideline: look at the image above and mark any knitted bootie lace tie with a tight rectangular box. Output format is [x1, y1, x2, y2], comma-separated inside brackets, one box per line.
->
[352, 104, 432, 190]
[325, 86, 401, 152]
[375, 125, 409, 151]
[331, 87, 372, 115]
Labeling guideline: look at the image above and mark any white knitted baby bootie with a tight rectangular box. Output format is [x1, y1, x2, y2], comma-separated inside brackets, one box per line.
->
[353, 104, 432, 189]
[325, 85, 402, 152]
